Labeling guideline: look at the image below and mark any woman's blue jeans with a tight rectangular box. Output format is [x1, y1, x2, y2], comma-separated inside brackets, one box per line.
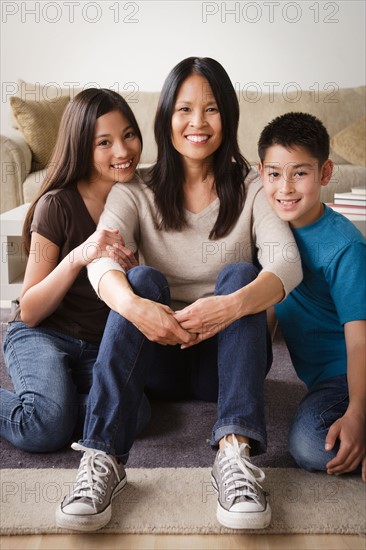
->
[80, 263, 272, 463]
[1, 322, 98, 452]
[288, 375, 355, 472]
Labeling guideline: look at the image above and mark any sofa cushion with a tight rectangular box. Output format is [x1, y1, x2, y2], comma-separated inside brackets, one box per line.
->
[10, 95, 70, 170]
[9, 79, 80, 129]
[12, 81, 160, 165]
[9, 82, 366, 169]
[330, 117, 366, 166]
[237, 86, 366, 165]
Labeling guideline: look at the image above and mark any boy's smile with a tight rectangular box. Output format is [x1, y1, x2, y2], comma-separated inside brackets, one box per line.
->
[259, 145, 333, 228]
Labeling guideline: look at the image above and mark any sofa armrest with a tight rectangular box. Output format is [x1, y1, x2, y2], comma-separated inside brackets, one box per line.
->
[0, 129, 32, 212]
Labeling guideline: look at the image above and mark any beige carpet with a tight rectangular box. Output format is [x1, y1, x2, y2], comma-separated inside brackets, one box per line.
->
[0, 468, 365, 535]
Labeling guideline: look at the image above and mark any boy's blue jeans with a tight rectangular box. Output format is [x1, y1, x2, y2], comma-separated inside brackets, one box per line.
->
[1, 322, 98, 452]
[80, 263, 272, 463]
[288, 375, 353, 472]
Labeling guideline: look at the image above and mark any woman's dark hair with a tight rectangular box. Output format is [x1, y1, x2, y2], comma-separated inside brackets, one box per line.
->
[148, 57, 250, 239]
[22, 88, 142, 253]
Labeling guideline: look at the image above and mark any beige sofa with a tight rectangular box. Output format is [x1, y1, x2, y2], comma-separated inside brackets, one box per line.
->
[1, 81, 365, 213]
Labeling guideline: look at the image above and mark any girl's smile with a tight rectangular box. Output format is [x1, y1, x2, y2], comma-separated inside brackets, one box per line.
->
[92, 110, 141, 185]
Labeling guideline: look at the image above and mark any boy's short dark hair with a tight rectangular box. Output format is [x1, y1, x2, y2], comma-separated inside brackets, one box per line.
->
[258, 112, 330, 167]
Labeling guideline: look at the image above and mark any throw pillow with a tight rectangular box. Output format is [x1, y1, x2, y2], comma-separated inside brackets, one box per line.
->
[10, 95, 70, 170]
[330, 117, 366, 166]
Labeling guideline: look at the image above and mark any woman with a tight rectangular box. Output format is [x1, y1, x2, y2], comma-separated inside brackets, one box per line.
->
[1, 88, 142, 453]
[57, 58, 302, 531]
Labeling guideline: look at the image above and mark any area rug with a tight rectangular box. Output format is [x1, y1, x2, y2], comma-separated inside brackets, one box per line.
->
[0, 467, 364, 535]
[1, 314, 365, 535]
[0, 318, 305, 470]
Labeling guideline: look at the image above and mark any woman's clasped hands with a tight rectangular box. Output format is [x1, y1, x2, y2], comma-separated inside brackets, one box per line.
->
[175, 294, 240, 349]
[107, 240, 239, 347]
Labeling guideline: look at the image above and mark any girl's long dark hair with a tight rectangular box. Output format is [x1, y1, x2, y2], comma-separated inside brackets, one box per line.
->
[22, 88, 142, 253]
[148, 57, 250, 239]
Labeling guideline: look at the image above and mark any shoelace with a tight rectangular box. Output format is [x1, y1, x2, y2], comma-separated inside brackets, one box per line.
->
[69, 443, 120, 506]
[219, 436, 265, 504]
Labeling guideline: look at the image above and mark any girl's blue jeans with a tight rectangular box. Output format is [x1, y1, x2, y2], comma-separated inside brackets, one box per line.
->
[1, 322, 98, 452]
[80, 263, 273, 463]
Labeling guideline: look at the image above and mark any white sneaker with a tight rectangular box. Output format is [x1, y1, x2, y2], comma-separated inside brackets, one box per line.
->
[211, 435, 271, 529]
[56, 443, 127, 531]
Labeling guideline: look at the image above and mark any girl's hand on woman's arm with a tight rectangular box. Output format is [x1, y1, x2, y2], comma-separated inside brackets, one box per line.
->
[73, 228, 125, 266]
[106, 241, 139, 272]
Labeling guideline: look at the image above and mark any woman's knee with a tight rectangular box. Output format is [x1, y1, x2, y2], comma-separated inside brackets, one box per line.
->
[215, 262, 259, 294]
[127, 266, 170, 302]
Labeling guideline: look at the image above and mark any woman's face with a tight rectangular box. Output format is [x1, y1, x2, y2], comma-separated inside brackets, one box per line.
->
[171, 73, 222, 166]
[91, 110, 141, 185]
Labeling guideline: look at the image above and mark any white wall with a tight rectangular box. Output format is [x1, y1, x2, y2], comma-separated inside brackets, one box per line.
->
[1, 0, 365, 131]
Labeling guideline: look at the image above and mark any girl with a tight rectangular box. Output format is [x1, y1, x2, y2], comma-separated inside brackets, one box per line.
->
[1, 88, 142, 453]
[57, 59, 302, 531]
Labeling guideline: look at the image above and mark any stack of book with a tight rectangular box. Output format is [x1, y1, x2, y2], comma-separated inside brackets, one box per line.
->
[327, 185, 366, 236]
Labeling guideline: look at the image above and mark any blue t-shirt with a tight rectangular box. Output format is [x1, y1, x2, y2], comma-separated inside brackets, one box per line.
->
[275, 205, 366, 389]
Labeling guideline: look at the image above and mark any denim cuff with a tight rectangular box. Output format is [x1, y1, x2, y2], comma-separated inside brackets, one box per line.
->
[78, 438, 115, 456]
[79, 438, 130, 464]
[211, 422, 267, 456]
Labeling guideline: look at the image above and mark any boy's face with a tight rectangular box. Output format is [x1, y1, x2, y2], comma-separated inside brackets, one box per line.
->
[259, 145, 333, 228]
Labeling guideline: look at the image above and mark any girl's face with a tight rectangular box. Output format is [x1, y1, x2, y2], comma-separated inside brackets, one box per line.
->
[171, 73, 222, 166]
[91, 110, 141, 185]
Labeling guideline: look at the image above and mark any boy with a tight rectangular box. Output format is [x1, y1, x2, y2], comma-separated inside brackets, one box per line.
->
[258, 112, 366, 481]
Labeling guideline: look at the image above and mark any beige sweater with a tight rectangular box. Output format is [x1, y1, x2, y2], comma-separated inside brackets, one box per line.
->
[88, 169, 302, 309]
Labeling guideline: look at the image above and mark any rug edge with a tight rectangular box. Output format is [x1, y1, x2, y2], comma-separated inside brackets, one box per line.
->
[1, 467, 364, 536]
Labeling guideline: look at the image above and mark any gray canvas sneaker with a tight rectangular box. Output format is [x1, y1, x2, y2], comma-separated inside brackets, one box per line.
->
[56, 442, 127, 531]
[211, 435, 271, 529]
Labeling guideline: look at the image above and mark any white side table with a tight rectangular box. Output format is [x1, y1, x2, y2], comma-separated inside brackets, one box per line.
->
[1, 203, 30, 303]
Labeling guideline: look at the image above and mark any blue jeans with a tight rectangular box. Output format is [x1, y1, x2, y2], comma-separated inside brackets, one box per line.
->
[1, 322, 98, 452]
[288, 375, 355, 471]
[80, 263, 272, 463]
